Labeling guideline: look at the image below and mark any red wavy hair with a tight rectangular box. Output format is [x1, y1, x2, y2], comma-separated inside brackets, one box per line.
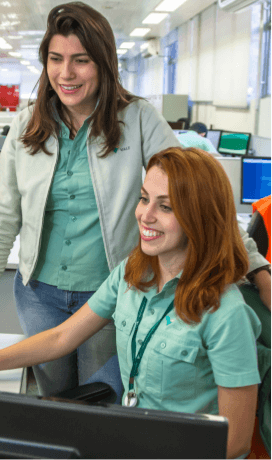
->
[124, 147, 249, 324]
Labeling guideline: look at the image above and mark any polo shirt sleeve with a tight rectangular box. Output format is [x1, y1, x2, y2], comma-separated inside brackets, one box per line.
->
[87, 260, 125, 319]
[203, 290, 262, 387]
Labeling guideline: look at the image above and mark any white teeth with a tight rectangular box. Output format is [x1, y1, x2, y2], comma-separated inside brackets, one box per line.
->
[61, 85, 82, 90]
[142, 229, 162, 237]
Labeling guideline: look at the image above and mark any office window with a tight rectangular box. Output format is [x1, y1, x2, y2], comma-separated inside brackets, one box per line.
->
[261, 1, 271, 97]
[163, 29, 178, 94]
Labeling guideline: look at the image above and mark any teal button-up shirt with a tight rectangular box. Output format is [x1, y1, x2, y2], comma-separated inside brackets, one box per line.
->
[88, 259, 261, 414]
[33, 119, 110, 291]
[178, 130, 218, 153]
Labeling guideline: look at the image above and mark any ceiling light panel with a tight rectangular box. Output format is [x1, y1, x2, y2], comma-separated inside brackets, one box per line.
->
[130, 28, 151, 37]
[155, 0, 188, 12]
[0, 37, 12, 49]
[117, 49, 128, 55]
[142, 13, 168, 24]
[120, 42, 135, 49]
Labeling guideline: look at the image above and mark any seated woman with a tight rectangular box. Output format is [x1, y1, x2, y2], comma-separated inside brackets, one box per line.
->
[0, 147, 261, 459]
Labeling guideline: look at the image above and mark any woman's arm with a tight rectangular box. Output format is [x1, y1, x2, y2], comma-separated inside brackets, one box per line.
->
[0, 303, 109, 371]
[218, 384, 258, 459]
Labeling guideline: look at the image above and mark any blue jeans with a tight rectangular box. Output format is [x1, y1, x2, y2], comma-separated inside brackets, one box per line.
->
[13, 270, 123, 402]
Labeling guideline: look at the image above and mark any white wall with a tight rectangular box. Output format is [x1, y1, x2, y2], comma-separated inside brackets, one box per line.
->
[122, 2, 271, 140]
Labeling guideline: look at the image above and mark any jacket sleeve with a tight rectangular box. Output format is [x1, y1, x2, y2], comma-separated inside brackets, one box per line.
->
[0, 115, 23, 277]
[139, 101, 181, 169]
[239, 224, 270, 274]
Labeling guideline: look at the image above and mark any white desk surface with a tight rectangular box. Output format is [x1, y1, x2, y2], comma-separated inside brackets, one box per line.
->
[0, 333, 26, 393]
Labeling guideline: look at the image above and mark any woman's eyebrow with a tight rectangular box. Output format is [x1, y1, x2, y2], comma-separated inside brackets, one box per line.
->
[141, 186, 169, 199]
[48, 52, 89, 57]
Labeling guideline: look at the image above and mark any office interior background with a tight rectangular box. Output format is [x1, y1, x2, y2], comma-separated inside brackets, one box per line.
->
[0, 0, 271, 334]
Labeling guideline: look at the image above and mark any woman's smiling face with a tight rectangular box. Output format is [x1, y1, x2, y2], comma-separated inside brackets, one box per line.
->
[47, 34, 99, 116]
[135, 166, 188, 264]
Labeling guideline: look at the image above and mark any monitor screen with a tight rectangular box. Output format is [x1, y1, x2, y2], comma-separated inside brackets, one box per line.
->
[206, 130, 221, 150]
[218, 131, 251, 156]
[0, 392, 228, 459]
[241, 156, 271, 204]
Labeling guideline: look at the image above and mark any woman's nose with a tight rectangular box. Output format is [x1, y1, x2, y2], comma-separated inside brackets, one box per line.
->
[142, 204, 156, 222]
[60, 61, 75, 79]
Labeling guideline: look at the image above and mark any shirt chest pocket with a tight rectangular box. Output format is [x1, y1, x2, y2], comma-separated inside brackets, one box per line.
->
[113, 313, 134, 365]
[146, 339, 199, 401]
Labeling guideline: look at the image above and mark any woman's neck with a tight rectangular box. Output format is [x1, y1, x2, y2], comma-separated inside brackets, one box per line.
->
[158, 250, 187, 292]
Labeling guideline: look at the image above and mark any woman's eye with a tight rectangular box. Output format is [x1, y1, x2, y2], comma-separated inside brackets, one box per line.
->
[139, 196, 148, 203]
[76, 59, 89, 63]
[160, 205, 172, 212]
[50, 57, 61, 62]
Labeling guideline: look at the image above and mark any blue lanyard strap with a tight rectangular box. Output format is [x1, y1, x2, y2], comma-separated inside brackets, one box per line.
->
[129, 296, 174, 391]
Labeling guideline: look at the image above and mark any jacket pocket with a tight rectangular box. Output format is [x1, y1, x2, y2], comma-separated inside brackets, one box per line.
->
[146, 338, 199, 401]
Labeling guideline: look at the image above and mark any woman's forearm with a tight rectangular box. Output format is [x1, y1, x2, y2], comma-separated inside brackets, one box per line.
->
[0, 327, 67, 371]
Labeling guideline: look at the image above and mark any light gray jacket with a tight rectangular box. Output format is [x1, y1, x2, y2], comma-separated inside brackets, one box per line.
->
[0, 99, 268, 286]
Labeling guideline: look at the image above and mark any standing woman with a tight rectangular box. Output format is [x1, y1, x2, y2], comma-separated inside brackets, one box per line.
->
[0, 2, 181, 398]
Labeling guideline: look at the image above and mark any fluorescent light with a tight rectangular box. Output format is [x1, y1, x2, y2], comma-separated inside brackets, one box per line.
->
[120, 42, 135, 49]
[8, 51, 21, 57]
[155, 0, 188, 12]
[142, 13, 168, 24]
[117, 49, 128, 55]
[1, 68, 8, 71]
[20, 60, 31, 65]
[0, 37, 12, 49]
[7, 13, 18, 19]
[20, 30, 45, 36]
[1, 1, 11, 6]
[130, 28, 151, 37]
[21, 44, 40, 49]
[7, 35, 23, 39]
[140, 43, 149, 50]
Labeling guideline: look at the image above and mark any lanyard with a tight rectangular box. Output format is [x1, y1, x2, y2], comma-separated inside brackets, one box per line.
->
[125, 296, 174, 406]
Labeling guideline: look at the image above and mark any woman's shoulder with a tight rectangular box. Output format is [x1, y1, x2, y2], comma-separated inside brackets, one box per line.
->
[11, 105, 34, 129]
[118, 97, 158, 119]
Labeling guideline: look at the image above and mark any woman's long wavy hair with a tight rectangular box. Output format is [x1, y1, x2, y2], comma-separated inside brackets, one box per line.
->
[21, 2, 139, 156]
[124, 147, 249, 324]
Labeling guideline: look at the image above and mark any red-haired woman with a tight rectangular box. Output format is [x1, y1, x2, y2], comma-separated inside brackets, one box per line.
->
[0, 148, 261, 458]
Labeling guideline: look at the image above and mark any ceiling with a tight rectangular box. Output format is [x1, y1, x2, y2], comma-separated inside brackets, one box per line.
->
[0, 0, 215, 76]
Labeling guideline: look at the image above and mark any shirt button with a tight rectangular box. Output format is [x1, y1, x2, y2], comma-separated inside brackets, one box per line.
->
[72, 216, 77, 222]
[138, 339, 143, 345]
[151, 309, 155, 315]
[181, 350, 188, 356]
[67, 170, 73, 176]
[65, 240, 71, 246]
[160, 342, 166, 349]
[70, 194, 75, 200]
[62, 265, 67, 271]
[122, 320, 126, 327]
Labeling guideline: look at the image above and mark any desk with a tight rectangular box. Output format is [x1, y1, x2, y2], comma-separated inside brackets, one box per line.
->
[0, 333, 26, 394]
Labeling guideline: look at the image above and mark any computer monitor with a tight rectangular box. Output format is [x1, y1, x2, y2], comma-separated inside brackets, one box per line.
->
[241, 156, 271, 204]
[172, 129, 188, 139]
[218, 131, 251, 156]
[206, 130, 221, 150]
[0, 392, 228, 459]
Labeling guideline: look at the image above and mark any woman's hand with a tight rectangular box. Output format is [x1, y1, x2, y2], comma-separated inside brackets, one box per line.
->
[0, 303, 109, 371]
[218, 384, 258, 459]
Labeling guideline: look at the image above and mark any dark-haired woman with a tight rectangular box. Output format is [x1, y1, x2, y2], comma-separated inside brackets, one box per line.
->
[0, 2, 269, 400]
[0, 148, 261, 459]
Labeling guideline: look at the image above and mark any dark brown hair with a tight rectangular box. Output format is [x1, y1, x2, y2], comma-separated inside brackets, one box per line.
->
[124, 147, 249, 324]
[21, 2, 139, 156]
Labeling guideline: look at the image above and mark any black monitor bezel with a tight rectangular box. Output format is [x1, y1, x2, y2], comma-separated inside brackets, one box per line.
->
[240, 155, 271, 205]
[0, 391, 228, 459]
[218, 130, 251, 157]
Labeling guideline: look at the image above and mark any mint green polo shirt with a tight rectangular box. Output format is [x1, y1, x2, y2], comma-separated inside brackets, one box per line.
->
[32, 120, 110, 291]
[88, 259, 261, 414]
[178, 130, 218, 153]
